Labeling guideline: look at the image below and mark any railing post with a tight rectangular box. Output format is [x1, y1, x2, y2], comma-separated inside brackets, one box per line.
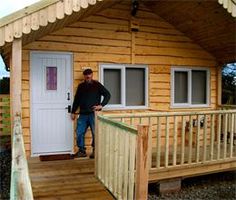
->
[135, 125, 149, 200]
[95, 111, 99, 177]
[10, 115, 33, 200]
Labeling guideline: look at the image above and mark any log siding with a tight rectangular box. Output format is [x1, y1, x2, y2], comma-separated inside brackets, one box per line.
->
[20, 1, 217, 156]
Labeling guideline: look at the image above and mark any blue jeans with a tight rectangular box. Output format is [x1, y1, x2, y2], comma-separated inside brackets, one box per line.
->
[76, 113, 95, 151]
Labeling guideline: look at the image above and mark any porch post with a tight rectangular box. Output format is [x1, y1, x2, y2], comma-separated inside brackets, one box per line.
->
[11, 39, 22, 120]
[135, 125, 149, 200]
[217, 66, 222, 106]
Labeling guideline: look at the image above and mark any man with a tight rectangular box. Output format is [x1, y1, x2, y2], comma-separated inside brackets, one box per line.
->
[71, 69, 110, 158]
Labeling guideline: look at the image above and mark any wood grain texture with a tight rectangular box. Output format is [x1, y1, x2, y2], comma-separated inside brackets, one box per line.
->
[28, 158, 114, 199]
[19, 1, 219, 156]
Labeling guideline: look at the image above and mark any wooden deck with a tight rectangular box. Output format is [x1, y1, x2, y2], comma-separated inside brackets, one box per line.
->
[27, 146, 236, 199]
[28, 158, 114, 200]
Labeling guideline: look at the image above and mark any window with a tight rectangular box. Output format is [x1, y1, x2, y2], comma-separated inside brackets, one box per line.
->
[104, 68, 121, 104]
[46, 67, 57, 90]
[100, 64, 148, 109]
[171, 68, 209, 107]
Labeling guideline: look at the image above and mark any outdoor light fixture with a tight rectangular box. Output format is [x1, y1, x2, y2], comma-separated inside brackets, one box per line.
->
[131, 0, 139, 16]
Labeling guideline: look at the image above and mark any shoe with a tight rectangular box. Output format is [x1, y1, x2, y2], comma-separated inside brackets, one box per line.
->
[78, 150, 87, 158]
[89, 150, 95, 159]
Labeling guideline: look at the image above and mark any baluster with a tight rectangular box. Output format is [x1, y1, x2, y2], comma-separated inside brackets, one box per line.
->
[148, 117, 152, 169]
[109, 125, 114, 192]
[101, 121, 106, 181]
[113, 128, 119, 197]
[223, 114, 228, 159]
[181, 116, 185, 165]
[210, 114, 215, 160]
[188, 115, 193, 164]
[97, 119, 102, 179]
[117, 130, 125, 200]
[173, 116, 177, 166]
[104, 124, 110, 187]
[123, 133, 129, 200]
[130, 117, 134, 126]
[128, 134, 136, 200]
[121, 117, 125, 123]
[230, 114, 234, 158]
[196, 115, 200, 163]
[156, 117, 161, 168]
[165, 116, 169, 167]
[217, 114, 222, 160]
[203, 115, 207, 162]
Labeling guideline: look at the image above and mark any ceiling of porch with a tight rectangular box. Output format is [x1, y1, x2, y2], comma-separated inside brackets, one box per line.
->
[0, 0, 235, 66]
[142, 0, 236, 64]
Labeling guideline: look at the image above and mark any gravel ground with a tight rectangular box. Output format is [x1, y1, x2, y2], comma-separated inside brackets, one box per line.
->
[0, 150, 11, 200]
[148, 171, 236, 200]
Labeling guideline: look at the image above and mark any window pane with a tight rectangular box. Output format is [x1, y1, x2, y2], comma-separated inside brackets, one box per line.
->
[174, 71, 188, 103]
[104, 69, 121, 104]
[126, 68, 145, 106]
[46, 67, 57, 90]
[192, 70, 207, 104]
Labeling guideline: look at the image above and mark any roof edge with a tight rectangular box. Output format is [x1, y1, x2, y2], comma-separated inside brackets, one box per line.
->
[0, 0, 60, 27]
[0, 0, 102, 47]
[218, 0, 236, 17]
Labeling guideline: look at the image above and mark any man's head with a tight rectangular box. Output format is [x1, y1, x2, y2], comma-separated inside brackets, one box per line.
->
[83, 68, 93, 82]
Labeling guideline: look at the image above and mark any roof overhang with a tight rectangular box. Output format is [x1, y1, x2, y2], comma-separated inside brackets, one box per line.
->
[0, 0, 235, 66]
[143, 0, 236, 64]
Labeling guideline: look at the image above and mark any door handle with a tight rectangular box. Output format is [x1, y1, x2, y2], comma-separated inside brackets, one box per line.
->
[65, 105, 71, 113]
[67, 92, 70, 101]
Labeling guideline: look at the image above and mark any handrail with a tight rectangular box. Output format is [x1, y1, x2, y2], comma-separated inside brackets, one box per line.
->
[96, 114, 150, 200]
[10, 115, 33, 200]
[105, 109, 236, 118]
[219, 105, 236, 109]
[97, 115, 137, 134]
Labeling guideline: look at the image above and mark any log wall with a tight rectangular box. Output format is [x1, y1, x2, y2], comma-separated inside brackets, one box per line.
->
[21, 1, 217, 156]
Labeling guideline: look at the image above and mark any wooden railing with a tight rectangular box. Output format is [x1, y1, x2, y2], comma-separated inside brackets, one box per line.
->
[0, 95, 10, 136]
[95, 115, 150, 200]
[219, 104, 236, 110]
[105, 110, 236, 172]
[10, 115, 33, 200]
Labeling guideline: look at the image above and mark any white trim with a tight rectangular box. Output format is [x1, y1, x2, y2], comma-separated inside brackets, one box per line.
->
[100, 64, 124, 107]
[100, 63, 148, 110]
[30, 51, 74, 156]
[171, 67, 210, 109]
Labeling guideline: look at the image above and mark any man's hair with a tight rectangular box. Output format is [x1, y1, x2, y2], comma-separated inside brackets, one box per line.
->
[83, 68, 93, 75]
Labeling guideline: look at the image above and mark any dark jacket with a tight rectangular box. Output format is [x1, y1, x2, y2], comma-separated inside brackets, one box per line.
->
[72, 80, 110, 114]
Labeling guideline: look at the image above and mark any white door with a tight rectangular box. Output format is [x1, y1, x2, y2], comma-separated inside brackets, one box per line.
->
[31, 52, 73, 155]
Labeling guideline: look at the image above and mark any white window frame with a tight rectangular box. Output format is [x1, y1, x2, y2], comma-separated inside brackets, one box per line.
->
[171, 67, 210, 108]
[100, 64, 148, 110]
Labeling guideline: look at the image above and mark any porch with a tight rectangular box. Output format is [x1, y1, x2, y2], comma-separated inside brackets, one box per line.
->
[28, 158, 113, 200]
[10, 107, 236, 199]
[96, 108, 236, 199]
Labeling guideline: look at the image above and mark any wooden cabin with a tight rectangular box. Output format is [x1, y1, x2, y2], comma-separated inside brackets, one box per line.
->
[0, 0, 235, 199]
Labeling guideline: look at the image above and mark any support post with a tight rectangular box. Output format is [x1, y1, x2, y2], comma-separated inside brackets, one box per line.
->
[217, 65, 222, 106]
[11, 39, 22, 118]
[94, 111, 99, 177]
[135, 125, 149, 200]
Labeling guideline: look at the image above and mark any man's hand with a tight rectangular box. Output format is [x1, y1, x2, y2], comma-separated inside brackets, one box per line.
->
[93, 105, 102, 111]
[71, 113, 76, 120]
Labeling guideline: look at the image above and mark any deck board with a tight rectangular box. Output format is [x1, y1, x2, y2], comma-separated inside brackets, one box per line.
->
[28, 158, 114, 200]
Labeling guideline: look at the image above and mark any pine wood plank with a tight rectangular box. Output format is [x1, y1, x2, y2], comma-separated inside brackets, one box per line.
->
[28, 158, 114, 199]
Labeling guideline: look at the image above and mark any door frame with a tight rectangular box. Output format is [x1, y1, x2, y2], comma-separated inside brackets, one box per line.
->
[30, 51, 74, 156]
